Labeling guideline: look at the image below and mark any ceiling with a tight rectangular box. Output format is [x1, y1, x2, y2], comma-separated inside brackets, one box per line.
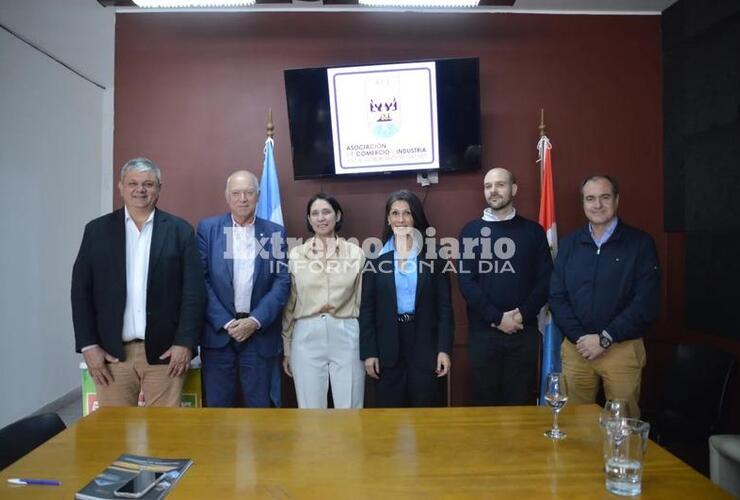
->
[98, 0, 680, 15]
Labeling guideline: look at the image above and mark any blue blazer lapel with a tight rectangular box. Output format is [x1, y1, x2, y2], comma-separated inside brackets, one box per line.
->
[221, 213, 234, 283]
[252, 217, 266, 287]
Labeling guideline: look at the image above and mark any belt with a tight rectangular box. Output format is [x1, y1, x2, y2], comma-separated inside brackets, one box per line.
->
[235, 312, 250, 319]
[124, 338, 144, 344]
[397, 313, 415, 323]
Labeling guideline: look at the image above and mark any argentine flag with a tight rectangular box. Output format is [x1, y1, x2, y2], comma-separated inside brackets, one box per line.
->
[256, 136, 284, 408]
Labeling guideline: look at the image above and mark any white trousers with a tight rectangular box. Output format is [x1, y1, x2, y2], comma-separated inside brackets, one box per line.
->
[291, 314, 365, 409]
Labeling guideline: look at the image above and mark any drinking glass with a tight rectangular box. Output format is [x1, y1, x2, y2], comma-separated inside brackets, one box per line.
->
[544, 372, 568, 439]
[603, 418, 650, 496]
[600, 399, 629, 461]
[600, 399, 629, 427]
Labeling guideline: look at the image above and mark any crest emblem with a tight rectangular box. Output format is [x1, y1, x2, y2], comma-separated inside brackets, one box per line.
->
[366, 76, 401, 139]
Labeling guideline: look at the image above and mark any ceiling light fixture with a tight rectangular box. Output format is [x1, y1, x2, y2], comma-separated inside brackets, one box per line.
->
[358, 0, 480, 7]
[132, 0, 256, 7]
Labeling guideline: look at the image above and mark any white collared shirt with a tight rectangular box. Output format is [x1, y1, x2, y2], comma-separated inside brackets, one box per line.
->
[232, 215, 257, 314]
[121, 207, 155, 342]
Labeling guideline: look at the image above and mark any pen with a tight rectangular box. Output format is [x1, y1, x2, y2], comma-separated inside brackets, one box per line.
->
[7, 478, 62, 486]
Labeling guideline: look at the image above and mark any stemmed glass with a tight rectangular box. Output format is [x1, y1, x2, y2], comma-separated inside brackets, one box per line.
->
[600, 399, 628, 427]
[600, 399, 629, 460]
[544, 372, 568, 440]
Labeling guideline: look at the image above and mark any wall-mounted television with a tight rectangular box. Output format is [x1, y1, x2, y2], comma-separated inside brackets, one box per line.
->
[284, 57, 481, 180]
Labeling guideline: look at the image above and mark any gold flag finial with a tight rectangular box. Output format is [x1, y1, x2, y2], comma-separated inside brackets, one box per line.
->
[267, 108, 274, 139]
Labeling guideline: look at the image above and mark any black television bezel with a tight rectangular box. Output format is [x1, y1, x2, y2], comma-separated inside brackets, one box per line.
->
[284, 57, 482, 181]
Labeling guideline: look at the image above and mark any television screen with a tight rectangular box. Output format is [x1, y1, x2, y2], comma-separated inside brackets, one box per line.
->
[284, 57, 481, 180]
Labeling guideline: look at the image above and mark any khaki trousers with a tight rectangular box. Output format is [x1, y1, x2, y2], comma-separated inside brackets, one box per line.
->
[560, 338, 646, 418]
[95, 341, 185, 407]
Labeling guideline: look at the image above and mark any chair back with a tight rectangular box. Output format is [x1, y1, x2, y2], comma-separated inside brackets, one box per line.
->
[709, 434, 740, 497]
[0, 412, 66, 470]
[660, 344, 735, 436]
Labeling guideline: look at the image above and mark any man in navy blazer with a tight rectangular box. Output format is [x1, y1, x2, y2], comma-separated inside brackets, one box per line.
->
[197, 170, 290, 407]
[71, 157, 206, 407]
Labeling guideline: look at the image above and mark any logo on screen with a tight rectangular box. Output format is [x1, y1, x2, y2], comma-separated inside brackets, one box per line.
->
[367, 77, 401, 138]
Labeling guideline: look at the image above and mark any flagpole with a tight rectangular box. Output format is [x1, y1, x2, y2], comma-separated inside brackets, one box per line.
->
[539, 108, 546, 137]
[536, 108, 562, 405]
[538, 108, 546, 186]
[261, 107, 283, 408]
[537, 108, 547, 403]
[267, 108, 274, 140]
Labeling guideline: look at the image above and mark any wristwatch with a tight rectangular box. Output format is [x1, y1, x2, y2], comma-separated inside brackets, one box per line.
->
[598, 332, 613, 350]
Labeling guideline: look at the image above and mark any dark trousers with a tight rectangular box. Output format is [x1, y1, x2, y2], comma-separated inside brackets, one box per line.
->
[375, 321, 439, 408]
[470, 324, 540, 406]
[201, 340, 274, 408]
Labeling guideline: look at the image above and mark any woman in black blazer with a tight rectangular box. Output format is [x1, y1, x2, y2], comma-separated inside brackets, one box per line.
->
[359, 190, 454, 407]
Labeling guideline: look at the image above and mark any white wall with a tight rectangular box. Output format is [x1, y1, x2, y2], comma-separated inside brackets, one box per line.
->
[0, 0, 114, 427]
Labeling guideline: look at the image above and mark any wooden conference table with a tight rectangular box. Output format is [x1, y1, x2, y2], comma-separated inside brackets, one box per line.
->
[0, 405, 729, 499]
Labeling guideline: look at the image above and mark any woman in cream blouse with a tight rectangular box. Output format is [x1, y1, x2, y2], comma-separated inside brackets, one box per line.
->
[282, 193, 365, 408]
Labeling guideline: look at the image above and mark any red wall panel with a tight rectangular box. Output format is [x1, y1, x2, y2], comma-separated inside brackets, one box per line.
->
[114, 12, 669, 408]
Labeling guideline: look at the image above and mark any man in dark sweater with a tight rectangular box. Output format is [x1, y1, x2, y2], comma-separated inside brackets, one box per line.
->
[550, 174, 659, 418]
[458, 168, 553, 405]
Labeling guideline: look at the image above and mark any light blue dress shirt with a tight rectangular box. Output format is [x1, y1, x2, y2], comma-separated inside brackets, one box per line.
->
[589, 217, 619, 250]
[381, 237, 418, 314]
